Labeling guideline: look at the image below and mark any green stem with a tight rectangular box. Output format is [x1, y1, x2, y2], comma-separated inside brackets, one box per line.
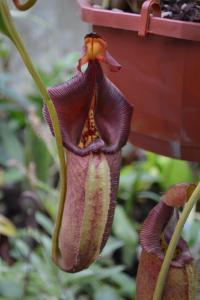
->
[0, 0, 67, 263]
[153, 182, 200, 300]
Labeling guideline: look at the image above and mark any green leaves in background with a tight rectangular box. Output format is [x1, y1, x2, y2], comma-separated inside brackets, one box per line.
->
[0, 121, 24, 166]
[145, 151, 194, 189]
[25, 124, 53, 183]
[0, 217, 134, 300]
[113, 206, 138, 247]
[0, 214, 16, 236]
[119, 150, 194, 205]
[94, 285, 123, 300]
[113, 206, 138, 266]
[0, 0, 11, 37]
[0, 120, 25, 185]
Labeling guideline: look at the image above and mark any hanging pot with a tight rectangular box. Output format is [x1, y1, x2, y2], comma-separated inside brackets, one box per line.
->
[77, 0, 200, 162]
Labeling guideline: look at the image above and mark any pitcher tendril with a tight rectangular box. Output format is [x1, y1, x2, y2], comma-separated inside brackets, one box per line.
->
[12, 0, 37, 11]
[0, 0, 67, 264]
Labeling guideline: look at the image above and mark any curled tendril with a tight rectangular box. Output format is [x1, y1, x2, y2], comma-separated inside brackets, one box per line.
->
[12, 0, 37, 11]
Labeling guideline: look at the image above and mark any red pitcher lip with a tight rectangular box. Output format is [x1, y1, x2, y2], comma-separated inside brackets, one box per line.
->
[43, 61, 133, 156]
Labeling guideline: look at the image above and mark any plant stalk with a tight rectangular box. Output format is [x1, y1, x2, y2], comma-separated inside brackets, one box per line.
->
[0, 0, 67, 262]
[153, 181, 200, 300]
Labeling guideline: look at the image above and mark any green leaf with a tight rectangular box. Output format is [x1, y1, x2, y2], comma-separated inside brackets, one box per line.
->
[0, 72, 31, 111]
[137, 191, 160, 202]
[95, 265, 125, 280]
[110, 272, 135, 298]
[0, 279, 23, 299]
[119, 164, 137, 193]
[94, 285, 123, 300]
[25, 125, 52, 182]
[64, 265, 124, 285]
[101, 237, 123, 257]
[14, 240, 30, 258]
[183, 217, 200, 247]
[3, 167, 24, 185]
[144, 151, 194, 190]
[35, 212, 53, 235]
[0, 121, 24, 165]
[158, 157, 194, 190]
[113, 205, 138, 247]
[0, 214, 16, 236]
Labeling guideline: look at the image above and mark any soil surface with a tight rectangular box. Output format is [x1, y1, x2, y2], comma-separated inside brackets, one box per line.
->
[91, 1, 200, 22]
[161, 0, 200, 22]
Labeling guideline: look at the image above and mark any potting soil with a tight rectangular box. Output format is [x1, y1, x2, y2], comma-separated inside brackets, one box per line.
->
[161, 0, 200, 22]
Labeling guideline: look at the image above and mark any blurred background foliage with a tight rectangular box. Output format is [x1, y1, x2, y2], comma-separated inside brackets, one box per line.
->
[0, 18, 200, 300]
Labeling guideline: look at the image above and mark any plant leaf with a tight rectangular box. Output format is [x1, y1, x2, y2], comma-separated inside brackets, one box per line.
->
[0, 214, 16, 236]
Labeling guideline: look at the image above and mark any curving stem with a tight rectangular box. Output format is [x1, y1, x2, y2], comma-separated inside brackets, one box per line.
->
[12, 0, 37, 10]
[153, 182, 200, 300]
[0, 0, 67, 262]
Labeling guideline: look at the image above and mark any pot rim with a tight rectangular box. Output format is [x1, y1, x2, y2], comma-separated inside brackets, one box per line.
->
[77, 0, 200, 42]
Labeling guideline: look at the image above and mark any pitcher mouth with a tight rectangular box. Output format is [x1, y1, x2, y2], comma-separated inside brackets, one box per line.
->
[43, 60, 133, 156]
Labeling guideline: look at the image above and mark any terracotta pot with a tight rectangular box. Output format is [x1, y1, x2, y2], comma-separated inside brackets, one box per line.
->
[77, 0, 200, 162]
